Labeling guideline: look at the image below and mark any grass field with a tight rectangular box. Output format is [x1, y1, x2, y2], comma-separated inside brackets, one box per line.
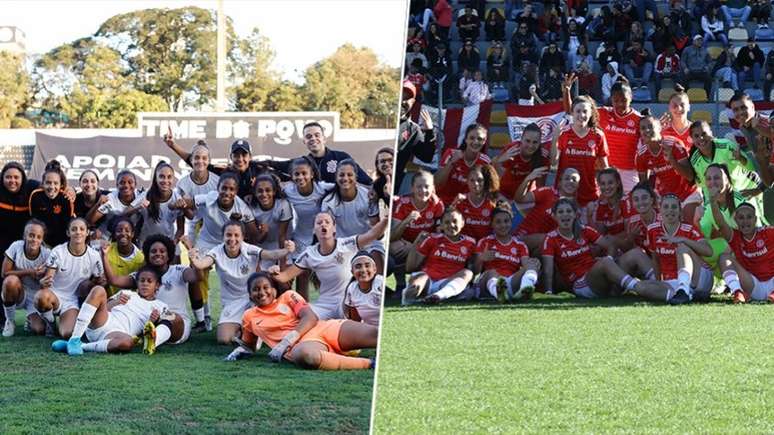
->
[373, 292, 774, 434]
[0, 277, 375, 434]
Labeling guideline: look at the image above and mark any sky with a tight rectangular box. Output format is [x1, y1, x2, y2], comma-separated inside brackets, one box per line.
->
[2, 0, 408, 83]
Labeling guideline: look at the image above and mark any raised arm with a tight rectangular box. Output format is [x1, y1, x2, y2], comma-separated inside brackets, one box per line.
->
[356, 215, 389, 250]
[259, 240, 296, 262]
[100, 244, 136, 289]
[188, 247, 216, 270]
[709, 193, 734, 242]
[405, 232, 429, 273]
[514, 167, 548, 202]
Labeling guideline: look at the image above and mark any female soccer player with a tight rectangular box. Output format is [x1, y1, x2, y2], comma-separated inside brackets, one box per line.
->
[188, 220, 295, 344]
[126, 162, 185, 249]
[514, 167, 581, 253]
[102, 217, 145, 296]
[475, 207, 540, 302]
[225, 271, 377, 370]
[86, 170, 140, 236]
[29, 162, 75, 247]
[1, 220, 50, 336]
[645, 194, 714, 304]
[268, 212, 389, 320]
[586, 168, 634, 248]
[249, 173, 294, 271]
[711, 200, 774, 303]
[73, 169, 109, 235]
[453, 164, 500, 241]
[551, 95, 609, 208]
[403, 208, 476, 305]
[492, 123, 549, 200]
[636, 112, 700, 221]
[102, 234, 203, 352]
[343, 251, 383, 327]
[34, 218, 106, 338]
[51, 266, 169, 356]
[372, 146, 394, 209]
[542, 198, 659, 298]
[175, 142, 219, 245]
[434, 123, 492, 205]
[619, 182, 661, 259]
[661, 86, 694, 149]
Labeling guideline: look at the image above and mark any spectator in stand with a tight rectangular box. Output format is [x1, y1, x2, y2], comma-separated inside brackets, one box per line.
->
[636, 0, 659, 23]
[426, 23, 446, 50]
[565, 0, 589, 23]
[735, 38, 765, 87]
[570, 44, 599, 100]
[486, 41, 510, 84]
[406, 41, 429, 70]
[562, 18, 588, 55]
[458, 39, 481, 75]
[713, 45, 740, 89]
[512, 41, 539, 76]
[681, 35, 714, 98]
[611, 3, 634, 43]
[764, 49, 774, 101]
[485, 8, 506, 41]
[515, 3, 540, 34]
[588, 6, 615, 40]
[668, 0, 692, 49]
[428, 42, 453, 100]
[406, 59, 428, 98]
[458, 6, 481, 42]
[462, 70, 492, 106]
[539, 40, 566, 80]
[750, 0, 772, 28]
[601, 62, 624, 103]
[702, 7, 728, 47]
[537, 2, 562, 42]
[396, 81, 436, 195]
[459, 69, 473, 100]
[655, 45, 682, 93]
[516, 63, 544, 105]
[433, 0, 453, 39]
[721, 0, 752, 28]
[407, 28, 427, 52]
[568, 42, 594, 73]
[623, 40, 654, 89]
[597, 41, 622, 72]
[541, 66, 564, 102]
[510, 21, 539, 59]
[693, 0, 721, 21]
[626, 21, 646, 47]
[650, 15, 684, 54]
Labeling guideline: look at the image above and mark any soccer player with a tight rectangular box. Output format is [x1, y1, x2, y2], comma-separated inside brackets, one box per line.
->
[175, 142, 219, 245]
[343, 251, 383, 327]
[453, 164, 500, 241]
[34, 218, 106, 338]
[249, 173, 294, 272]
[73, 169, 110, 236]
[125, 162, 185, 250]
[617, 183, 661, 279]
[51, 266, 169, 356]
[226, 272, 377, 370]
[661, 87, 694, 149]
[86, 170, 140, 237]
[586, 168, 635, 251]
[475, 207, 539, 302]
[102, 217, 145, 296]
[268, 211, 389, 320]
[492, 123, 549, 201]
[434, 123, 492, 205]
[188, 220, 295, 344]
[402, 208, 476, 305]
[1, 220, 50, 336]
[645, 194, 713, 304]
[28, 162, 75, 247]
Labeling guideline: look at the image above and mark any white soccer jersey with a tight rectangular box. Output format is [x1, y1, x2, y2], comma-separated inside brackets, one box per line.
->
[294, 235, 359, 317]
[131, 265, 190, 320]
[4, 240, 50, 291]
[206, 243, 262, 305]
[283, 182, 334, 244]
[251, 198, 294, 250]
[177, 172, 220, 238]
[194, 191, 255, 252]
[344, 274, 384, 327]
[96, 190, 141, 233]
[109, 290, 169, 335]
[133, 189, 183, 246]
[46, 243, 104, 297]
[321, 185, 373, 238]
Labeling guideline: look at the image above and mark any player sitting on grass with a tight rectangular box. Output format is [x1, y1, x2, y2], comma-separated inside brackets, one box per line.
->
[402, 207, 476, 305]
[474, 206, 540, 302]
[51, 266, 169, 356]
[2, 220, 50, 336]
[343, 251, 383, 327]
[225, 271, 377, 370]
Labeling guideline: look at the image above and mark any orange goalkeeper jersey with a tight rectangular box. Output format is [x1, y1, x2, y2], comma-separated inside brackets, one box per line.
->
[241, 291, 308, 349]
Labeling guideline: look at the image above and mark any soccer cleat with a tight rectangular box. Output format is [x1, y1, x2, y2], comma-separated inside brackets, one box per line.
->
[369, 358, 376, 369]
[422, 294, 441, 305]
[400, 285, 418, 306]
[204, 316, 213, 332]
[668, 288, 690, 305]
[44, 320, 55, 338]
[66, 337, 83, 356]
[142, 321, 157, 355]
[343, 349, 362, 357]
[192, 321, 207, 333]
[51, 339, 68, 353]
[732, 290, 748, 304]
[495, 277, 508, 303]
[768, 292, 774, 304]
[520, 285, 535, 301]
[2, 320, 15, 337]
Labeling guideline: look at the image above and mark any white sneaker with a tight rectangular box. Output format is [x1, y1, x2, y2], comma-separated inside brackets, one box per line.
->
[2, 320, 15, 337]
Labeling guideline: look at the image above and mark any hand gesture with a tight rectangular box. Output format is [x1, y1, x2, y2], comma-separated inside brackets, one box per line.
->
[163, 126, 175, 148]
[479, 249, 496, 262]
[283, 240, 296, 253]
[407, 210, 422, 223]
[179, 235, 194, 250]
[659, 111, 673, 127]
[139, 199, 150, 209]
[562, 72, 576, 93]
[116, 292, 131, 305]
[34, 265, 47, 279]
[188, 247, 200, 261]
[149, 308, 160, 323]
[267, 265, 281, 275]
[495, 145, 520, 164]
[98, 194, 110, 206]
[449, 149, 464, 163]
[413, 231, 430, 246]
[526, 166, 549, 182]
[419, 108, 434, 130]
[100, 241, 110, 256]
[63, 186, 77, 203]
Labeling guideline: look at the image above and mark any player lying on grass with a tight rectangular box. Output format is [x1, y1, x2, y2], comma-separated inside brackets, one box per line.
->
[102, 234, 204, 354]
[711, 200, 774, 304]
[2, 220, 50, 336]
[225, 271, 377, 370]
[342, 251, 383, 327]
[34, 218, 106, 338]
[51, 266, 169, 356]
[474, 206, 540, 302]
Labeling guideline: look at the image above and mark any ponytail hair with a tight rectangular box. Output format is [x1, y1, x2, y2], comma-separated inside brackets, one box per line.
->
[43, 159, 67, 190]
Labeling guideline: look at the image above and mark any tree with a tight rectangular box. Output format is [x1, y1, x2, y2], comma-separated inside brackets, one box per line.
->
[231, 28, 281, 111]
[0, 52, 31, 128]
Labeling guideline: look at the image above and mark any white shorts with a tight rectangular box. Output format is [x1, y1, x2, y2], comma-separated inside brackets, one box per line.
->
[172, 315, 191, 344]
[572, 275, 598, 299]
[311, 301, 344, 320]
[681, 189, 703, 206]
[664, 267, 714, 301]
[619, 169, 640, 195]
[751, 276, 774, 300]
[415, 274, 476, 301]
[364, 239, 386, 256]
[219, 299, 252, 325]
[17, 289, 39, 317]
[85, 314, 126, 342]
[51, 290, 79, 315]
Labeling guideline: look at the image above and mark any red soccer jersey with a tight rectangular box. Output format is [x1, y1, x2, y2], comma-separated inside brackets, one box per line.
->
[662, 123, 693, 150]
[635, 136, 697, 201]
[556, 127, 609, 206]
[626, 213, 660, 252]
[728, 227, 774, 281]
[436, 148, 492, 205]
[392, 195, 445, 243]
[542, 226, 601, 283]
[456, 196, 495, 241]
[598, 106, 641, 171]
[417, 233, 476, 281]
[646, 222, 704, 280]
[497, 141, 550, 199]
[589, 197, 635, 235]
[475, 234, 529, 276]
[515, 186, 560, 236]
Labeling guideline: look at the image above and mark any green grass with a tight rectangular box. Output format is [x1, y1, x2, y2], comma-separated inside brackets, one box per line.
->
[0, 275, 375, 434]
[373, 292, 774, 434]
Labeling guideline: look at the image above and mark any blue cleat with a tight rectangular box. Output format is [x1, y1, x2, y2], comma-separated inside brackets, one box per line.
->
[51, 340, 68, 353]
[66, 337, 83, 356]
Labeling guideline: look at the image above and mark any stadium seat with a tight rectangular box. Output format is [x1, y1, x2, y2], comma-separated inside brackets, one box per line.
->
[745, 88, 764, 101]
[690, 110, 712, 123]
[489, 132, 511, 149]
[657, 88, 673, 102]
[687, 88, 708, 103]
[490, 110, 507, 125]
[732, 46, 742, 57]
[717, 87, 735, 103]
[707, 46, 723, 60]
[632, 87, 652, 102]
[729, 28, 749, 41]
[719, 111, 730, 125]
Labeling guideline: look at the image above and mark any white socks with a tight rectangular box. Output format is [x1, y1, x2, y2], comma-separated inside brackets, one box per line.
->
[677, 268, 692, 290]
[82, 339, 110, 353]
[3, 305, 14, 324]
[645, 268, 656, 280]
[156, 324, 172, 347]
[723, 270, 742, 293]
[433, 277, 469, 301]
[42, 310, 54, 323]
[486, 278, 499, 298]
[204, 301, 211, 317]
[71, 303, 98, 340]
[193, 307, 205, 323]
[520, 270, 538, 289]
[620, 274, 640, 292]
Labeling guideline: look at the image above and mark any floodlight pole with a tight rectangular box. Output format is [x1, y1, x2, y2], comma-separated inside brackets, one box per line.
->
[216, 0, 226, 112]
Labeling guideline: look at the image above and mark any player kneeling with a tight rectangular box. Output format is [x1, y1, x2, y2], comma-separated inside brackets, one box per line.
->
[51, 266, 169, 356]
[225, 272, 377, 370]
[343, 251, 383, 327]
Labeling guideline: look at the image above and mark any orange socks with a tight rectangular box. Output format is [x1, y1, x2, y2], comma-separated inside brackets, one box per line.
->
[317, 351, 371, 370]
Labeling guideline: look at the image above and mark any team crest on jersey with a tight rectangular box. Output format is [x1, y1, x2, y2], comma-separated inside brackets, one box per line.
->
[578, 239, 586, 246]
[240, 263, 249, 274]
[588, 140, 596, 148]
[757, 240, 764, 248]
[327, 160, 338, 173]
[162, 280, 171, 292]
[335, 252, 344, 264]
[357, 210, 366, 219]
[460, 246, 468, 255]
[627, 120, 635, 127]
[53, 205, 62, 214]
[425, 211, 434, 220]
[510, 247, 518, 255]
[482, 209, 490, 217]
[278, 304, 290, 314]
